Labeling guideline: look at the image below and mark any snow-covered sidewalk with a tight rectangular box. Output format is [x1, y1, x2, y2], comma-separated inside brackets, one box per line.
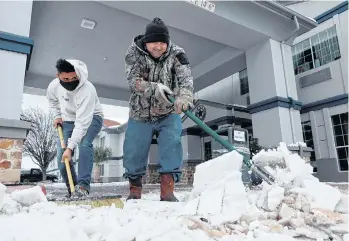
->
[0, 142, 348, 241]
[46, 181, 129, 189]
[0, 188, 196, 241]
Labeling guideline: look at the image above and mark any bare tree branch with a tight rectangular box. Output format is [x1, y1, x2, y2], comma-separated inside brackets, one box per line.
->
[21, 108, 57, 180]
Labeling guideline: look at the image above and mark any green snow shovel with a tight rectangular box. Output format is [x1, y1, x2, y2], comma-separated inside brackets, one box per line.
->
[167, 94, 275, 185]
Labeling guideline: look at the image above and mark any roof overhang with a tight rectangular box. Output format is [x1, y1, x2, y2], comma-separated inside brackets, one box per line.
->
[24, 1, 317, 103]
[255, 1, 317, 29]
[101, 1, 317, 49]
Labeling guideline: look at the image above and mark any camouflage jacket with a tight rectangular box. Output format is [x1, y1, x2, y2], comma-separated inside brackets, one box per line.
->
[125, 35, 194, 122]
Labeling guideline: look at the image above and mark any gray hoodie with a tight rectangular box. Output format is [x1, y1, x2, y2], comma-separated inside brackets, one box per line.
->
[46, 59, 104, 150]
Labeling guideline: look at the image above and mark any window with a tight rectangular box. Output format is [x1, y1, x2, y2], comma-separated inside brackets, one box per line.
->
[100, 164, 105, 176]
[292, 25, 341, 75]
[239, 69, 249, 95]
[331, 113, 348, 171]
[32, 169, 41, 175]
[204, 141, 212, 161]
[302, 121, 317, 172]
[100, 137, 105, 148]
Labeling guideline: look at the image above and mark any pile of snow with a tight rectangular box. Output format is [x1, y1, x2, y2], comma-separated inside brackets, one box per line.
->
[0, 142, 348, 241]
[181, 142, 348, 240]
[182, 150, 249, 225]
[0, 185, 47, 215]
[11, 186, 47, 206]
[287, 142, 307, 148]
[0, 182, 6, 209]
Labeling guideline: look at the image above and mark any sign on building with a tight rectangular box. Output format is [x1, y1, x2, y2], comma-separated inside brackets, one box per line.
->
[234, 130, 246, 142]
[185, 0, 216, 13]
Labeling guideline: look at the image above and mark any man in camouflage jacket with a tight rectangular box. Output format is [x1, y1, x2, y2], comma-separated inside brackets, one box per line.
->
[123, 17, 194, 202]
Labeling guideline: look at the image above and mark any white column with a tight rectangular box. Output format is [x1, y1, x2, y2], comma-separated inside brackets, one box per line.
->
[0, 1, 33, 183]
[0, 0, 33, 120]
[310, 111, 321, 159]
[246, 38, 303, 147]
[333, 14, 348, 93]
[323, 108, 337, 158]
[0, 51, 27, 120]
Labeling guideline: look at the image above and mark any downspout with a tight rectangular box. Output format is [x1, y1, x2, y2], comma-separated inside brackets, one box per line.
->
[280, 15, 299, 144]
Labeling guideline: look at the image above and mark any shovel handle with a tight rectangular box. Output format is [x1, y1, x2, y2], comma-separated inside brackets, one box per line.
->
[165, 93, 251, 167]
[164, 93, 274, 184]
[57, 124, 75, 193]
[57, 123, 66, 148]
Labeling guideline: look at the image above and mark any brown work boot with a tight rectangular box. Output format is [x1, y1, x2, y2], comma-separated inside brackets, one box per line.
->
[160, 174, 178, 202]
[126, 177, 142, 201]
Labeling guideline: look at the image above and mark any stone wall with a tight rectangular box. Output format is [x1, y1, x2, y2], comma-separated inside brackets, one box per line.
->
[145, 164, 161, 184]
[180, 160, 204, 185]
[144, 160, 204, 185]
[0, 138, 23, 183]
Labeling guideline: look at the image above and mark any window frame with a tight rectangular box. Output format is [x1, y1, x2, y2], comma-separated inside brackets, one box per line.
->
[100, 164, 105, 176]
[301, 120, 317, 172]
[100, 136, 105, 148]
[239, 69, 249, 96]
[292, 25, 341, 75]
[331, 113, 348, 172]
[204, 141, 212, 161]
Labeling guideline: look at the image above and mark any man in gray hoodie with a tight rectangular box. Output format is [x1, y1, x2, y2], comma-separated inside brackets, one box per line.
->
[47, 59, 104, 198]
[124, 17, 194, 202]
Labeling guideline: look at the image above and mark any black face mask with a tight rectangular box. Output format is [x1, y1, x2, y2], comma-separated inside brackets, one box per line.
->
[60, 80, 79, 91]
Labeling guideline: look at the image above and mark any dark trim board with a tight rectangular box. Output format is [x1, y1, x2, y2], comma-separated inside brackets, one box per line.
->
[182, 116, 252, 136]
[184, 94, 345, 119]
[232, 105, 250, 113]
[300, 94, 348, 114]
[248, 96, 302, 114]
[182, 116, 234, 136]
[0, 31, 34, 71]
[196, 99, 231, 109]
[195, 99, 249, 113]
[181, 99, 249, 123]
[182, 128, 202, 136]
[235, 117, 253, 127]
[182, 95, 345, 133]
[110, 156, 123, 160]
[315, 1, 348, 24]
[0, 31, 33, 47]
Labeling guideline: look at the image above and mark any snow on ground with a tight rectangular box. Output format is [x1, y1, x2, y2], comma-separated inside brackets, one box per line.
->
[46, 181, 129, 189]
[287, 142, 307, 148]
[45, 182, 128, 188]
[0, 142, 348, 241]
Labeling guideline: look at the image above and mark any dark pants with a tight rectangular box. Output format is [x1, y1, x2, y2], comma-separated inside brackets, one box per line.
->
[56, 115, 103, 192]
[123, 114, 183, 182]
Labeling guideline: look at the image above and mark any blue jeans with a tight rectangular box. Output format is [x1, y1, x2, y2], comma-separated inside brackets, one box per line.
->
[56, 115, 103, 192]
[123, 114, 183, 182]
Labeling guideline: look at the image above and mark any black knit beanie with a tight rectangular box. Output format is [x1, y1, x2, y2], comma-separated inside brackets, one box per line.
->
[142, 17, 170, 45]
